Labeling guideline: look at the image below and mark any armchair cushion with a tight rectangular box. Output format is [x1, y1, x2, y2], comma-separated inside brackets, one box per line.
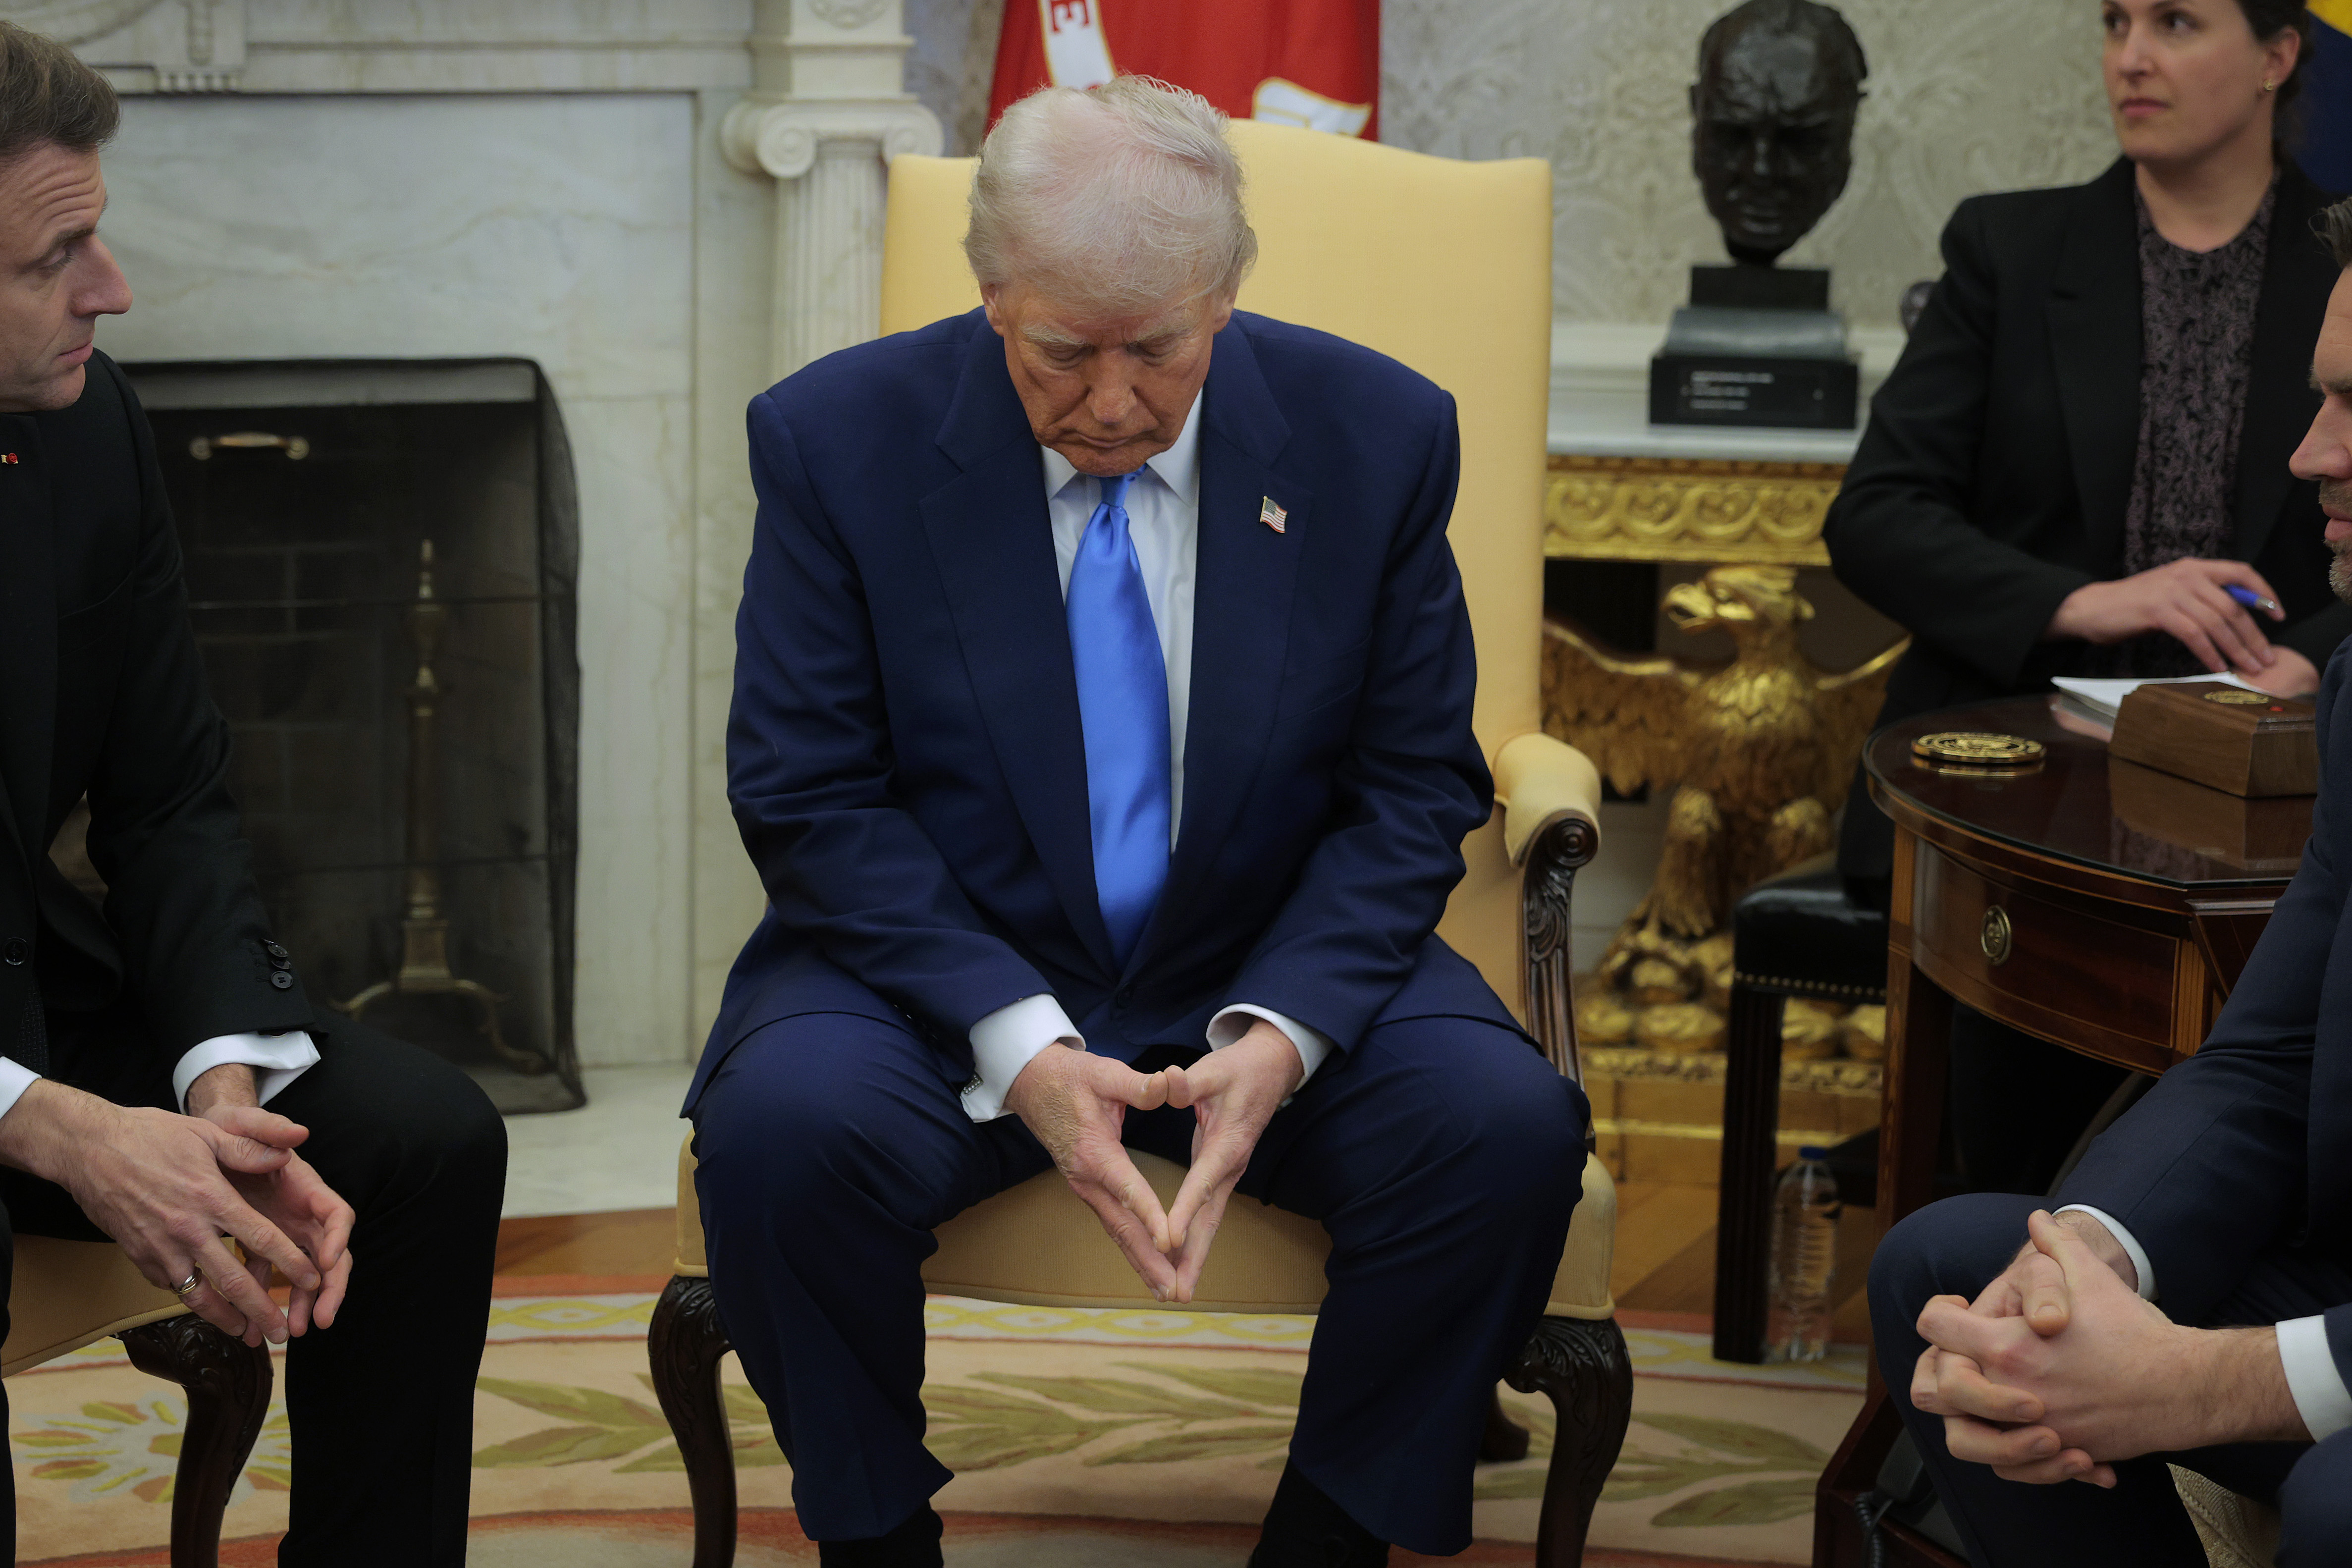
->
[2, 1235, 186, 1379]
[672, 1136, 1616, 1321]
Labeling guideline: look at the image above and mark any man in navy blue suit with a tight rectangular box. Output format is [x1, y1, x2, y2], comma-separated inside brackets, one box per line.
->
[688, 76, 1589, 1568]
[1870, 197, 2352, 1566]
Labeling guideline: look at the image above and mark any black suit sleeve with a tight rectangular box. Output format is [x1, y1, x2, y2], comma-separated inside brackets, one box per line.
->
[1824, 200, 2097, 689]
[79, 362, 312, 1058]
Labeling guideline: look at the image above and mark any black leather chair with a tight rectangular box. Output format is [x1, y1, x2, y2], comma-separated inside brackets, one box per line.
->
[1711, 853, 1888, 1363]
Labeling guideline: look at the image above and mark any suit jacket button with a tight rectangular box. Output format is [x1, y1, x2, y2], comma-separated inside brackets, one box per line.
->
[265, 942, 291, 962]
[1114, 986, 1135, 1008]
[267, 953, 293, 972]
[1, 937, 26, 966]
[268, 970, 295, 990]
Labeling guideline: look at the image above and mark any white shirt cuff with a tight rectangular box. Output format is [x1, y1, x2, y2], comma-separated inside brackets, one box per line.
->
[1208, 1005, 1333, 1097]
[963, 994, 1081, 1123]
[0, 1058, 40, 1123]
[171, 1031, 321, 1113]
[2054, 1204, 2156, 1300]
[2277, 1315, 2352, 1441]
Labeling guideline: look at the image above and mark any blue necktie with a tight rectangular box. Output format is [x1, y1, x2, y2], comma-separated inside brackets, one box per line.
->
[1066, 471, 1170, 967]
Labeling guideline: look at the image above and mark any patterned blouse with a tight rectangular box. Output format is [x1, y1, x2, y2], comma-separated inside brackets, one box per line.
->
[2103, 177, 2276, 678]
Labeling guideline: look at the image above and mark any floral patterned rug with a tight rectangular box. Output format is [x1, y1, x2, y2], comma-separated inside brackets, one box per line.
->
[11, 1288, 1861, 1566]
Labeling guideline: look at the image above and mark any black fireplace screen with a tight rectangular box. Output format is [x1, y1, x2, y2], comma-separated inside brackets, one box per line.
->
[124, 359, 583, 1114]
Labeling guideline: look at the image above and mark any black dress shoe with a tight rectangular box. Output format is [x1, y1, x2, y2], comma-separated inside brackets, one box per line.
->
[1248, 1462, 1390, 1568]
[818, 1503, 944, 1568]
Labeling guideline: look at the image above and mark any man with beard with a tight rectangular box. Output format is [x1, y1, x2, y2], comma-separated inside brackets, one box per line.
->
[1867, 194, 2352, 1565]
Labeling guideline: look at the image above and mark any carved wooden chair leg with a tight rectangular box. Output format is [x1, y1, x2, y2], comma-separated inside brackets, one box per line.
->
[118, 1315, 273, 1568]
[1479, 1390, 1531, 1461]
[1504, 1313, 1634, 1568]
[649, 1275, 740, 1568]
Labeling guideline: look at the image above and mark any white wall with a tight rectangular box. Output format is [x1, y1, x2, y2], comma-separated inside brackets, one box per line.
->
[1382, 0, 2119, 331]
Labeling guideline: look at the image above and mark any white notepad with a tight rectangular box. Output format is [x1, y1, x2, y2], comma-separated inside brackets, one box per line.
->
[2049, 671, 2265, 722]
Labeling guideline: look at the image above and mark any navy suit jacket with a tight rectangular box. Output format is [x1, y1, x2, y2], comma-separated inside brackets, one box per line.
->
[687, 308, 1521, 1112]
[2060, 642, 2352, 1375]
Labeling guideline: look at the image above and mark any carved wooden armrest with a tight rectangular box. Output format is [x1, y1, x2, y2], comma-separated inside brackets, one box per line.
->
[1495, 732, 1603, 1086]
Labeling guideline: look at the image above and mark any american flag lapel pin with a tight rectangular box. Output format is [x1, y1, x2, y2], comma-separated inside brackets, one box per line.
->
[1258, 495, 1287, 534]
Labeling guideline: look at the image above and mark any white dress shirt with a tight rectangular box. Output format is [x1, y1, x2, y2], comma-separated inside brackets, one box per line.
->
[959, 397, 1334, 1122]
[0, 1029, 318, 1122]
[2053, 1203, 2352, 1440]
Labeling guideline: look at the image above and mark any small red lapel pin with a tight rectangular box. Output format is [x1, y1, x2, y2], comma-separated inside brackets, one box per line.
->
[1259, 496, 1287, 534]
[0, 453, 18, 465]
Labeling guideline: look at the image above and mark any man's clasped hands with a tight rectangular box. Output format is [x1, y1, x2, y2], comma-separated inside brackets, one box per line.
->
[1911, 1209, 2308, 1485]
[1003, 1021, 1305, 1304]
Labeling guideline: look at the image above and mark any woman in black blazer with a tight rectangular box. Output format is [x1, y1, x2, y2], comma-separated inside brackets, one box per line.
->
[1826, 0, 2337, 1192]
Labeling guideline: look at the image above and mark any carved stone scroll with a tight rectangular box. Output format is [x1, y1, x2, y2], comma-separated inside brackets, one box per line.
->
[723, 0, 944, 382]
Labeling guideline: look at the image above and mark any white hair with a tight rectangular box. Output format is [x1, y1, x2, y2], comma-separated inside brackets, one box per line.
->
[964, 76, 1257, 318]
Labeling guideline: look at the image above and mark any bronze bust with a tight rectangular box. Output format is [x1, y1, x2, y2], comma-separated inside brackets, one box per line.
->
[1690, 0, 1868, 267]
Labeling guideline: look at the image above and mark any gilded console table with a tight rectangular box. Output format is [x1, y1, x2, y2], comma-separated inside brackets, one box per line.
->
[1543, 393, 1861, 566]
[1544, 454, 1847, 565]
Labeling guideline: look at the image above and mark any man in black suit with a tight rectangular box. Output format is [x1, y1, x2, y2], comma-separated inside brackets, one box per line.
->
[1871, 197, 2352, 1567]
[0, 24, 503, 1564]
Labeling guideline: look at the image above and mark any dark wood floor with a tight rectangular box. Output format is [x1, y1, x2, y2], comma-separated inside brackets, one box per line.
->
[497, 1181, 1874, 1345]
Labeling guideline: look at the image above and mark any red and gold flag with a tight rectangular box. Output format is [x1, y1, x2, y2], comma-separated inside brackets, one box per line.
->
[988, 0, 1380, 139]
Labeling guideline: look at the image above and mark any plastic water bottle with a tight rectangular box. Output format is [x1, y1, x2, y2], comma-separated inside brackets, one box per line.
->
[1767, 1145, 1840, 1362]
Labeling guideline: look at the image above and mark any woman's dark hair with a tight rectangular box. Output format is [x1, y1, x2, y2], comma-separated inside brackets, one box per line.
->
[0, 21, 115, 165]
[2231, 0, 2313, 115]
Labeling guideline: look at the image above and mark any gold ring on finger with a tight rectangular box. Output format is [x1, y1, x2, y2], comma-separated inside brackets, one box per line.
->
[172, 1271, 201, 1298]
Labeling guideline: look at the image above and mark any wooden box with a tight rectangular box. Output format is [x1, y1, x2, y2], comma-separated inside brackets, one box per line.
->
[2109, 682, 2318, 797]
[2108, 756, 2312, 871]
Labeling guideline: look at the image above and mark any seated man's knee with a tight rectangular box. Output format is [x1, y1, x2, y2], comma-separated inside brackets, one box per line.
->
[1446, 1037, 1589, 1220]
[1868, 1192, 2037, 1339]
[693, 1018, 935, 1220]
[2279, 1430, 2352, 1565]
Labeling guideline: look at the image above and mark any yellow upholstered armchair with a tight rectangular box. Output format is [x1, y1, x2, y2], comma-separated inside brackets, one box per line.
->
[651, 121, 1627, 1567]
[5, 1237, 271, 1566]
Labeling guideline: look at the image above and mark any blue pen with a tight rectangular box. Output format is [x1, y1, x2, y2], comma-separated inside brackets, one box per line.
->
[2226, 584, 2282, 615]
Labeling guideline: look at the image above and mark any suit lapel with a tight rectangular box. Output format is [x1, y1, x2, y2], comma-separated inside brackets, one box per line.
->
[1136, 325, 1307, 970]
[919, 319, 1117, 973]
[0, 414, 53, 873]
[2046, 159, 2143, 568]
[2230, 164, 2337, 567]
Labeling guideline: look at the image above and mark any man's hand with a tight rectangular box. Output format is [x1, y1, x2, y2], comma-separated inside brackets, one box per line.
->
[1006, 1044, 1180, 1299]
[1161, 1022, 1303, 1303]
[186, 1065, 356, 1335]
[0, 1079, 326, 1346]
[2047, 558, 2285, 676]
[1913, 1211, 2305, 1487]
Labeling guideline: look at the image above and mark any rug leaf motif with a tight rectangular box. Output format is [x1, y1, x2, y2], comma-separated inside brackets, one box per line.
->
[973, 1373, 1262, 1421]
[1649, 1475, 1818, 1527]
[1114, 1363, 1304, 1409]
[1083, 1424, 1297, 1466]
